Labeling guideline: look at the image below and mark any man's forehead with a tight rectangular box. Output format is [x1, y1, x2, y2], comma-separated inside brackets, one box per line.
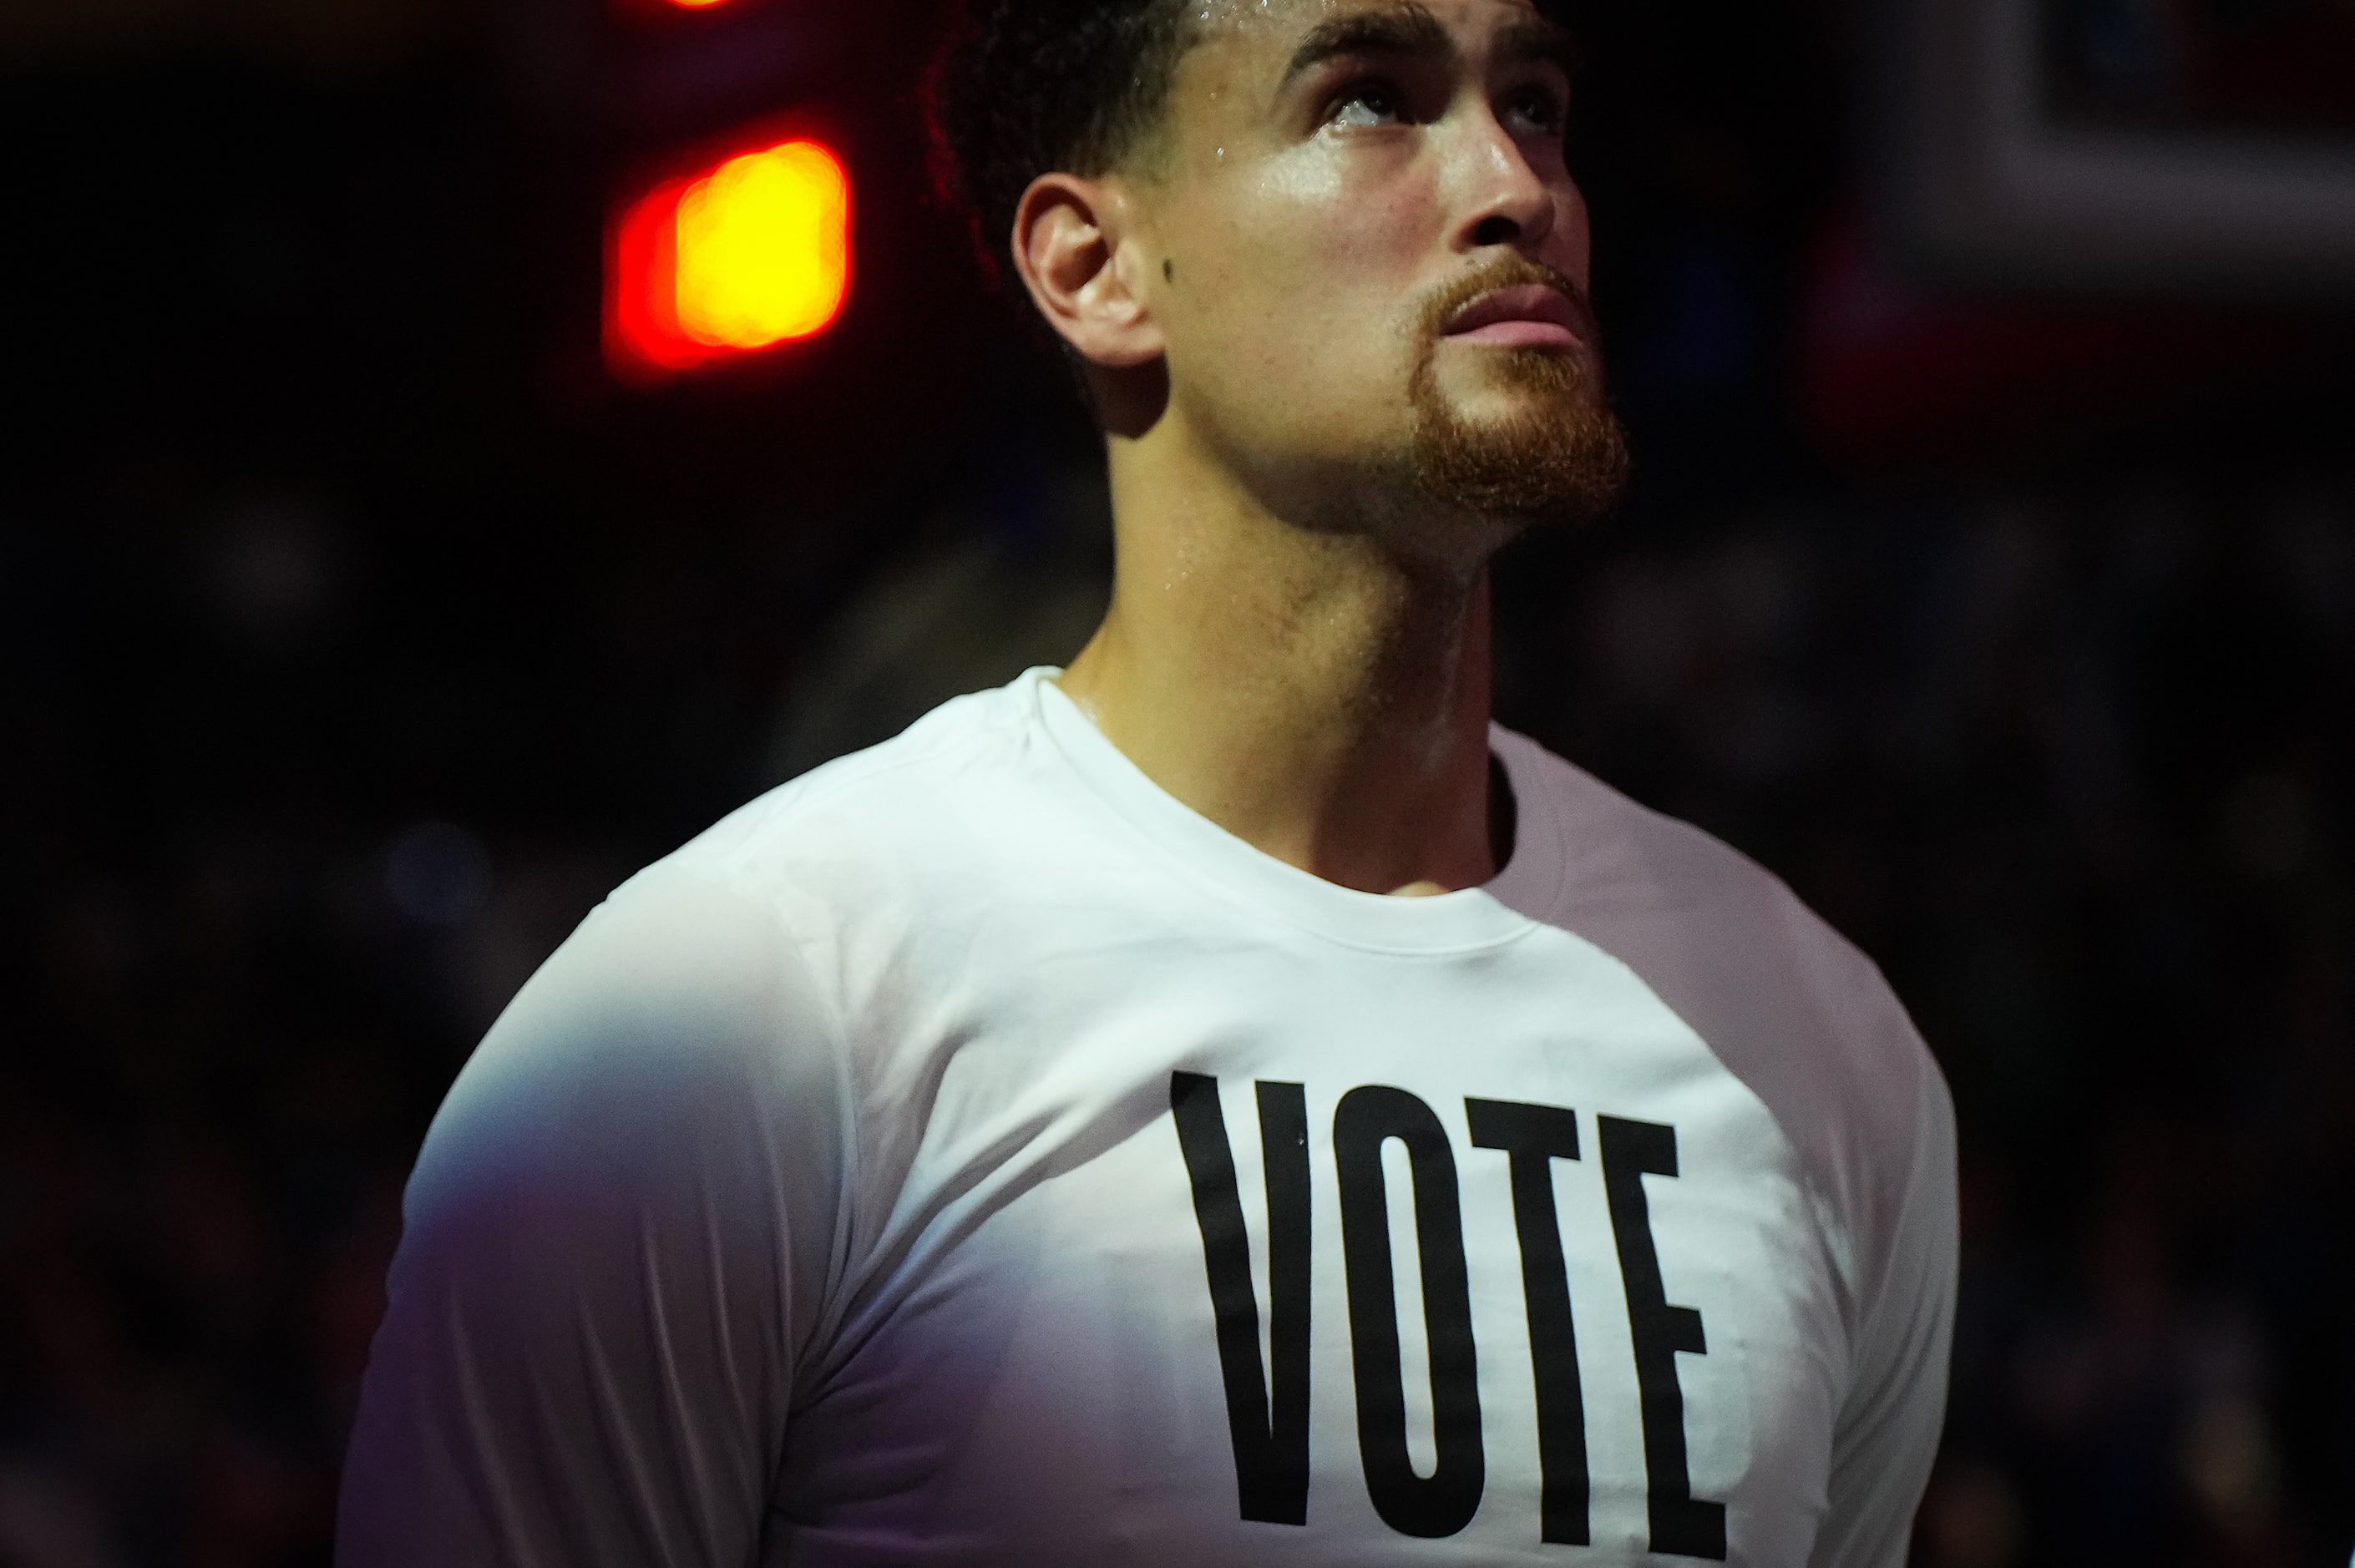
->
[1187, 0, 1558, 66]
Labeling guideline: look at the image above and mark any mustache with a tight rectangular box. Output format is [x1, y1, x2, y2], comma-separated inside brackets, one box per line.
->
[1415, 256, 1602, 348]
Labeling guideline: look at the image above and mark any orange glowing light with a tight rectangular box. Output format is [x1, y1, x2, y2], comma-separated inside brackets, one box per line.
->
[666, 0, 730, 8]
[606, 139, 851, 377]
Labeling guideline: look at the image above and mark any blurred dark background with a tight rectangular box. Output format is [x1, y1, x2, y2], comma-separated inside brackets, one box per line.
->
[3, 0, 2351, 1561]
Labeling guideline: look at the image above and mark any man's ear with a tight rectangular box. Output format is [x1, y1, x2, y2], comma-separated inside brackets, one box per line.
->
[1009, 173, 1164, 369]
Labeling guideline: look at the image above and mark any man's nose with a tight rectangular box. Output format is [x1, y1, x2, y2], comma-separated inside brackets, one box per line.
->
[1446, 110, 1558, 254]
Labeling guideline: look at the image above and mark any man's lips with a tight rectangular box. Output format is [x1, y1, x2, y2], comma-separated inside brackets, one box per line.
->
[1442, 282, 1586, 352]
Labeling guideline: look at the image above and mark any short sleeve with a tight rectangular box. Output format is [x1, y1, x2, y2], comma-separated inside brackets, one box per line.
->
[337, 862, 853, 1567]
[1809, 1050, 1959, 1568]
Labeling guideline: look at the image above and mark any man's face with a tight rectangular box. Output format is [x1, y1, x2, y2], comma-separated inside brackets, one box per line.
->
[1129, 0, 1628, 540]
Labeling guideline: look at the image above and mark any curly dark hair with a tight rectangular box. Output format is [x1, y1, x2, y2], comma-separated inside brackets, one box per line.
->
[922, 0, 1200, 286]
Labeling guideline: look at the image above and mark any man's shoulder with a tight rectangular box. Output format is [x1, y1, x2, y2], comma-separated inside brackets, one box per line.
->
[433, 688, 1040, 1167]
[705, 681, 1020, 845]
[1497, 727, 1856, 984]
[1497, 728, 1951, 1216]
[656, 679, 1051, 909]
[1494, 728, 1797, 923]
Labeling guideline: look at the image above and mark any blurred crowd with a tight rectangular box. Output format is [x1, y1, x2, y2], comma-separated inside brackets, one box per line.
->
[5, 438, 2348, 1565]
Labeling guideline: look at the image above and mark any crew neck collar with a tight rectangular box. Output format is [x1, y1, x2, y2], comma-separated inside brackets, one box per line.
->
[1020, 668, 1551, 955]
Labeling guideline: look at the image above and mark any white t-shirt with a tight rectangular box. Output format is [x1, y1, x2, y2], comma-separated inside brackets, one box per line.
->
[340, 669, 1956, 1567]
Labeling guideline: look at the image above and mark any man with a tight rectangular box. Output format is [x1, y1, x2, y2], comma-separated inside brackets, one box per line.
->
[338, 0, 1957, 1560]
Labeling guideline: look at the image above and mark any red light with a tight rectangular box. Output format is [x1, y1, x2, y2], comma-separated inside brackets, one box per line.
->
[605, 139, 851, 378]
[666, 0, 730, 7]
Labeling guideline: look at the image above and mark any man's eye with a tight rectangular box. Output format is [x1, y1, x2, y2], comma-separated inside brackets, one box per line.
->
[1504, 83, 1567, 134]
[1328, 81, 1405, 128]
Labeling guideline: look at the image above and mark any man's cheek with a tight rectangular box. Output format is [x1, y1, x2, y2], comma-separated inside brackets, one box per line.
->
[1311, 184, 1438, 276]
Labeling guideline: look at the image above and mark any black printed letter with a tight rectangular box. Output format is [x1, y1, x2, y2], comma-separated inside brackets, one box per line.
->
[1598, 1115, 1727, 1560]
[1466, 1097, 1590, 1545]
[1170, 1072, 1312, 1525]
[1334, 1085, 1483, 1538]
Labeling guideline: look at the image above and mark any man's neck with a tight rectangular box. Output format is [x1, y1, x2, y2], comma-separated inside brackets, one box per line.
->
[1056, 432, 1505, 898]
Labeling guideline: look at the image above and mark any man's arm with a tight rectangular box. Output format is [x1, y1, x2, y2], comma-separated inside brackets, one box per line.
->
[337, 864, 852, 1566]
[1809, 1050, 1959, 1568]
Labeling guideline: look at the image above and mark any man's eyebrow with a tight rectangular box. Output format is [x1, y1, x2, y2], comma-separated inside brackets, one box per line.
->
[1493, 14, 1580, 78]
[1279, 3, 1453, 90]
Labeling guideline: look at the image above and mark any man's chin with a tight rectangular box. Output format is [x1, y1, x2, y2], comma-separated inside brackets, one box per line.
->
[1436, 340, 1594, 400]
[1439, 374, 1591, 441]
[1405, 370, 1632, 529]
